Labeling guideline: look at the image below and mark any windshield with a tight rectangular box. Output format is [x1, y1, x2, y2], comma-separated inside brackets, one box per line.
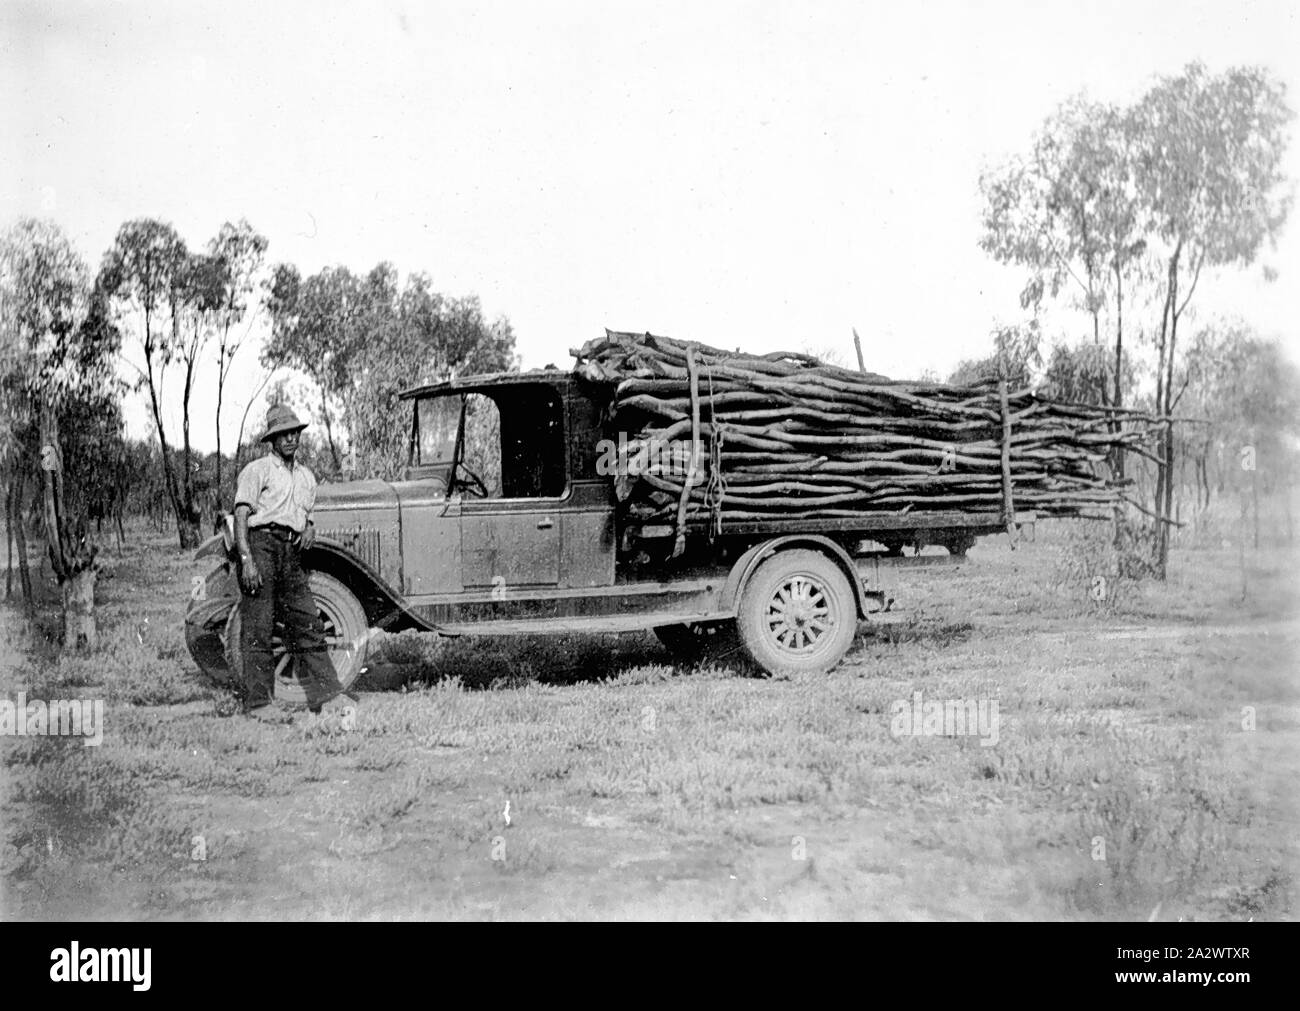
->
[414, 395, 464, 467]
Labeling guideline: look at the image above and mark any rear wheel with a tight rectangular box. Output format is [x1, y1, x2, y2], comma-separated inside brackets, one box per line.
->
[736, 549, 858, 676]
[223, 571, 370, 703]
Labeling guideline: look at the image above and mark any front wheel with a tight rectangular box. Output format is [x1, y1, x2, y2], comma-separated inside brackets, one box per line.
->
[223, 570, 371, 703]
[736, 549, 859, 676]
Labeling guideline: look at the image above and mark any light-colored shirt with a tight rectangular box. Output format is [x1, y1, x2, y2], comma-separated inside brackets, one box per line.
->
[234, 453, 317, 532]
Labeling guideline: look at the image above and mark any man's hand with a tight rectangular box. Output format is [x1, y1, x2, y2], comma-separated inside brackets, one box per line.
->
[300, 522, 316, 551]
[239, 552, 263, 595]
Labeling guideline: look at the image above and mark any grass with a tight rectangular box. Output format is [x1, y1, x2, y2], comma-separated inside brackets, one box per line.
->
[1, 507, 1297, 920]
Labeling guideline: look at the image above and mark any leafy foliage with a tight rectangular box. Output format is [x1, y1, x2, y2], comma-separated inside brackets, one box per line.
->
[0, 218, 122, 642]
[980, 63, 1294, 574]
[99, 218, 200, 546]
[946, 321, 1042, 387]
[980, 96, 1146, 333]
[263, 262, 517, 479]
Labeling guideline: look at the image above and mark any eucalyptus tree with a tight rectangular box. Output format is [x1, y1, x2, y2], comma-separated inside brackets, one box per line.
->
[208, 220, 268, 498]
[1132, 63, 1292, 574]
[263, 261, 516, 480]
[174, 250, 226, 531]
[99, 218, 199, 546]
[981, 63, 1293, 576]
[980, 96, 1146, 415]
[0, 218, 120, 645]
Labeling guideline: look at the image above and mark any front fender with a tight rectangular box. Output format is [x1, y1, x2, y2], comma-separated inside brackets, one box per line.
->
[303, 538, 434, 634]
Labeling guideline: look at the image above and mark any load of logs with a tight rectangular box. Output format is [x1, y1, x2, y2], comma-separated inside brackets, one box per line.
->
[572, 330, 1163, 535]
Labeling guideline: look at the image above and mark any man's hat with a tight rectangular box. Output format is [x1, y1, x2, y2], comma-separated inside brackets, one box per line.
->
[260, 404, 308, 442]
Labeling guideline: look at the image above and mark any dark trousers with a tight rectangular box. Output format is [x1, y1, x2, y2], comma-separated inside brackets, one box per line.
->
[240, 527, 344, 710]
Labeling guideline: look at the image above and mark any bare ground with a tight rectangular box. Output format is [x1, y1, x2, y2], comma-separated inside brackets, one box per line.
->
[2, 517, 1297, 921]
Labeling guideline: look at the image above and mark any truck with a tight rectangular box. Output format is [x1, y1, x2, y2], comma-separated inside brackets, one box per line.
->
[185, 367, 1034, 700]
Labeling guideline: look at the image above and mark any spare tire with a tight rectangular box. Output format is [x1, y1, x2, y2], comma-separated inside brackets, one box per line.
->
[184, 563, 241, 686]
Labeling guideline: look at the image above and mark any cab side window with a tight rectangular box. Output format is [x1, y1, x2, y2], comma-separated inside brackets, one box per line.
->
[464, 386, 566, 499]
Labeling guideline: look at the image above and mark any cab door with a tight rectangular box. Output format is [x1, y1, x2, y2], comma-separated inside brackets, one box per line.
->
[458, 384, 567, 590]
[461, 500, 562, 588]
[395, 484, 463, 595]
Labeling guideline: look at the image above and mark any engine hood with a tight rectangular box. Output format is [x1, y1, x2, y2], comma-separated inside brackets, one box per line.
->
[315, 479, 400, 513]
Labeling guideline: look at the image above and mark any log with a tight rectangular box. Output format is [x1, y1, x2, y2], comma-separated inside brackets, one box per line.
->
[572, 330, 1163, 532]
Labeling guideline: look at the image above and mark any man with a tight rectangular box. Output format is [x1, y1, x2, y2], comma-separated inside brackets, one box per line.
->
[232, 404, 355, 721]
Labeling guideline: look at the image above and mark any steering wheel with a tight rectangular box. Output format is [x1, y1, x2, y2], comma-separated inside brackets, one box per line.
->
[454, 460, 490, 498]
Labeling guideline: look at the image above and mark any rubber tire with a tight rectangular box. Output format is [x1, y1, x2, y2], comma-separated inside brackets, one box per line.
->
[184, 564, 242, 686]
[736, 548, 858, 677]
[223, 570, 370, 704]
[653, 620, 741, 662]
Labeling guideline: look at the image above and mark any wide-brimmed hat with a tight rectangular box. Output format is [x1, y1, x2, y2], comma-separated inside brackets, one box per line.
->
[259, 404, 308, 442]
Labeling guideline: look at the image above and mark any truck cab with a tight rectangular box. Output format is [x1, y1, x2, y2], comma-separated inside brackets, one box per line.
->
[389, 370, 617, 603]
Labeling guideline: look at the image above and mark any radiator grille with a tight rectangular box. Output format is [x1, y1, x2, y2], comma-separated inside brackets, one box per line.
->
[320, 527, 383, 572]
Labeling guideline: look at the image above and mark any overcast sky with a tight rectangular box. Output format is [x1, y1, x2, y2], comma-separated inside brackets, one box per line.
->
[2, 0, 1297, 451]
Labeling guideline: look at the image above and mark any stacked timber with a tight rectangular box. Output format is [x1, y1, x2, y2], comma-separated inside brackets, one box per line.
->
[572, 330, 1161, 534]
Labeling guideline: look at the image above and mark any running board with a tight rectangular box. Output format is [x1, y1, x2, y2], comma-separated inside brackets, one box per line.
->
[430, 610, 734, 637]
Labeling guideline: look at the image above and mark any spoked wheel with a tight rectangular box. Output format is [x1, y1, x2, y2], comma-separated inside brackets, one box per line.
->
[223, 571, 370, 703]
[653, 619, 741, 662]
[736, 549, 858, 676]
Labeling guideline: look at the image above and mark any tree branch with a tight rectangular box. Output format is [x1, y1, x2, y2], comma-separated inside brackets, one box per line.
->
[1175, 247, 1205, 319]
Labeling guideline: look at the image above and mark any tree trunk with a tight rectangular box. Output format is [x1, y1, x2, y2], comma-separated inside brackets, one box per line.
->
[1159, 260, 1185, 579]
[62, 568, 97, 649]
[40, 401, 97, 648]
[40, 403, 70, 582]
[215, 365, 225, 509]
[181, 351, 205, 537]
[1112, 262, 1125, 481]
[144, 344, 199, 549]
[320, 389, 342, 473]
[12, 469, 33, 613]
[183, 355, 195, 522]
[1153, 245, 1180, 580]
[5, 480, 12, 599]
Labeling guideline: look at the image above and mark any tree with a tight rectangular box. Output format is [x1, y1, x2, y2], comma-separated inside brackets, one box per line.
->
[100, 219, 200, 547]
[0, 218, 120, 646]
[1038, 340, 1127, 407]
[263, 263, 361, 473]
[173, 250, 226, 531]
[347, 277, 517, 479]
[263, 262, 517, 480]
[947, 321, 1042, 388]
[980, 96, 1146, 428]
[208, 220, 268, 502]
[980, 63, 1293, 578]
[1133, 63, 1293, 575]
[65, 393, 131, 549]
[1178, 324, 1300, 540]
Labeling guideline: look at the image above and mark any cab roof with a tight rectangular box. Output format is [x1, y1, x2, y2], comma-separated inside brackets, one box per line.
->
[398, 368, 578, 400]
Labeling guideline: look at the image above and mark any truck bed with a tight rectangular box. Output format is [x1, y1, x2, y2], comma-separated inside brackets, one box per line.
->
[630, 509, 1035, 546]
